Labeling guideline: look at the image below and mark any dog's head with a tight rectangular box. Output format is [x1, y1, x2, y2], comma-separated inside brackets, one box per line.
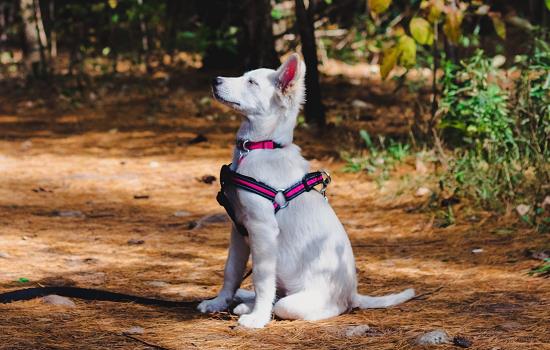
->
[211, 53, 306, 118]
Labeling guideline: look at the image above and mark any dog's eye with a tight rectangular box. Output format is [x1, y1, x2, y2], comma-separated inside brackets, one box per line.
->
[248, 79, 258, 86]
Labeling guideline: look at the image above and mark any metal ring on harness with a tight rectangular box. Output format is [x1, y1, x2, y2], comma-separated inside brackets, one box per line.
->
[275, 189, 289, 209]
[319, 169, 331, 198]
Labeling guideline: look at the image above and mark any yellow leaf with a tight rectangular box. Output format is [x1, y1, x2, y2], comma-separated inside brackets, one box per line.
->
[427, 0, 444, 23]
[398, 35, 416, 68]
[370, 0, 392, 15]
[489, 13, 506, 39]
[393, 26, 405, 37]
[108, 0, 117, 9]
[410, 17, 434, 45]
[443, 9, 463, 45]
[380, 46, 399, 80]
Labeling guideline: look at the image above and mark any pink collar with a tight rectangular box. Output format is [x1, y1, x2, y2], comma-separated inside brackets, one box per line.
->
[236, 139, 284, 153]
[236, 139, 284, 165]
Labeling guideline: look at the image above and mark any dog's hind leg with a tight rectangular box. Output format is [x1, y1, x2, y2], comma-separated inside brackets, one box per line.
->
[273, 291, 345, 321]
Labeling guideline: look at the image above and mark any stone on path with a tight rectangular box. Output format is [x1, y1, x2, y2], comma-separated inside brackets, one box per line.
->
[415, 329, 451, 345]
[123, 326, 145, 335]
[344, 325, 371, 337]
[42, 295, 76, 308]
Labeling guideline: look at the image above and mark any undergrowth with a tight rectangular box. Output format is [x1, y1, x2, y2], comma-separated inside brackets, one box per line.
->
[437, 40, 549, 224]
[342, 129, 410, 187]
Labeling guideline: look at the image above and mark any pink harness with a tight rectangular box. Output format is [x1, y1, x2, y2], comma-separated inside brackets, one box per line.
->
[217, 139, 331, 236]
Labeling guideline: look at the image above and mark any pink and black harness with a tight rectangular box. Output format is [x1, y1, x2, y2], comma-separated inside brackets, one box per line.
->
[217, 139, 331, 236]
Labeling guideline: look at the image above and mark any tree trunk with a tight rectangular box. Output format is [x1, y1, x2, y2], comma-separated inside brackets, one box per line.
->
[19, 0, 48, 78]
[243, 0, 278, 69]
[49, 0, 56, 58]
[295, 0, 325, 127]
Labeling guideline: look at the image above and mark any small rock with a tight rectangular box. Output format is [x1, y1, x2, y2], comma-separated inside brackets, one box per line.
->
[146, 281, 170, 288]
[471, 248, 484, 254]
[415, 158, 428, 174]
[133, 194, 149, 200]
[173, 211, 191, 217]
[42, 295, 76, 308]
[344, 325, 371, 337]
[199, 175, 217, 184]
[516, 204, 530, 216]
[542, 196, 550, 208]
[188, 134, 208, 145]
[0, 252, 10, 259]
[127, 239, 145, 245]
[123, 326, 145, 335]
[56, 210, 83, 218]
[20, 140, 33, 150]
[149, 161, 160, 168]
[453, 335, 472, 348]
[415, 329, 451, 345]
[351, 99, 370, 109]
[415, 187, 432, 197]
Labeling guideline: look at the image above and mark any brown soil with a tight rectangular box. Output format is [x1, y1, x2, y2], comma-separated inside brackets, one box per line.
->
[0, 71, 548, 350]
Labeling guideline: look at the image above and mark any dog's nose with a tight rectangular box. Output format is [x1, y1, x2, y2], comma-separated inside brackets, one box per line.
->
[212, 77, 223, 87]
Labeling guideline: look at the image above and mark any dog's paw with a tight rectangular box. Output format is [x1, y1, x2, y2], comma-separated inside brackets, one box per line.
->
[233, 302, 253, 315]
[197, 297, 229, 313]
[238, 311, 271, 328]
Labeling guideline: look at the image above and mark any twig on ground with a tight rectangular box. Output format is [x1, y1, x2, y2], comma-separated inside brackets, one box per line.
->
[119, 333, 173, 350]
[410, 286, 444, 301]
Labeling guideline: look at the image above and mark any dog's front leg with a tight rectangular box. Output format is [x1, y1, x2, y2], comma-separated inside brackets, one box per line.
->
[237, 207, 279, 329]
[198, 226, 250, 313]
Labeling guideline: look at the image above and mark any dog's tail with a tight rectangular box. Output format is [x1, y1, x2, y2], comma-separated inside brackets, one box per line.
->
[352, 288, 415, 309]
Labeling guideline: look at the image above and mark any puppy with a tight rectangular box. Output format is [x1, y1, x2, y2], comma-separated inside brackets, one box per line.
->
[198, 53, 414, 328]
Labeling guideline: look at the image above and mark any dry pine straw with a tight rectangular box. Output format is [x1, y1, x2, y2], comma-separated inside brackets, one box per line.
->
[0, 80, 549, 350]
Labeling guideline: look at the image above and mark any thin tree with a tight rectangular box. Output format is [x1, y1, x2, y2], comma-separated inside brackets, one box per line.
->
[295, 0, 325, 127]
[243, 0, 279, 69]
[19, 0, 48, 78]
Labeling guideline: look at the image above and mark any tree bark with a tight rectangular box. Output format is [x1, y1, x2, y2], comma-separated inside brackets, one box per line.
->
[243, 0, 278, 69]
[19, 0, 48, 78]
[295, 0, 325, 127]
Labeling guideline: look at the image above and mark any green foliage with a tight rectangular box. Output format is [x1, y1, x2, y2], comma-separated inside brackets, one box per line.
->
[512, 38, 550, 186]
[529, 258, 550, 277]
[177, 26, 239, 54]
[343, 130, 410, 186]
[439, 51, 515, 151]
[438, 42, 550, 210]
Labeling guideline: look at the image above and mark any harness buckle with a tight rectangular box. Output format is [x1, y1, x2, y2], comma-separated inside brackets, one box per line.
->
[319, 169, 331, 200]
[302, 176, 313, 192]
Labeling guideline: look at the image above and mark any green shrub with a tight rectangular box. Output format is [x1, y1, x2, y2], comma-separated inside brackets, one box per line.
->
[438, 42, 549, 211]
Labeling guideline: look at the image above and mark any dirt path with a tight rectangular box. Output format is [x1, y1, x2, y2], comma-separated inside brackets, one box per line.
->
[0, 77, 548, 349]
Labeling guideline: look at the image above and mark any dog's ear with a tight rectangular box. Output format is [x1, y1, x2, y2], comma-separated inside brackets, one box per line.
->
[276, 53, 305, 94]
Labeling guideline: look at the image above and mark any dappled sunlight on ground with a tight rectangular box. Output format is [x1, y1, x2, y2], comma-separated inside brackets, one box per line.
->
[0, 74, 548, 349]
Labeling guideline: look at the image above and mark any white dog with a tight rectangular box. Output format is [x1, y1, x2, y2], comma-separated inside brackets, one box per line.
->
[197, 53, 415, 328]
